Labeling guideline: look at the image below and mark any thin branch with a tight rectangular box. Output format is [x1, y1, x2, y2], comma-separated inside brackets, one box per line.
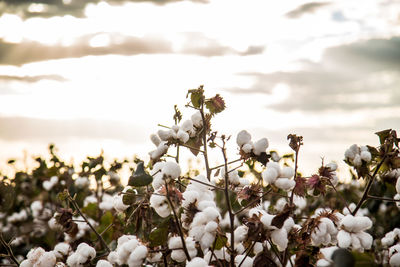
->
[200, 100, 211, 180]
[127, 199, 146, 225]
[67, 193, 110, 253]
[352, 156, 387, 216]
[234, 189, 272, 215]
[221, 140, 235, 267]
[179, 143, 204, 153]
[367, 195, 400, 202]
[100, 223, 114, 236]
[239, 241, 256, 267]
[164, 181, 191, 261]
[184, 177, 224, 191]
[0, 233, 19, 266]
[210, 158, 242, 171]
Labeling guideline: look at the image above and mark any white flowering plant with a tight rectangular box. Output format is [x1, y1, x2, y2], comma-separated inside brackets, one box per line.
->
[1, 86, 400, 267]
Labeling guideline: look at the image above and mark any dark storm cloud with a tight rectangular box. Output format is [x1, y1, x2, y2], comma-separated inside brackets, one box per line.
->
[0, 74, 67, 82]
[0, 116, 148, 142]
[0, 0, 208, 19]
[226, 37, 400, 112]
[0, 33, 265, 65]
[285, 2, 330, 19]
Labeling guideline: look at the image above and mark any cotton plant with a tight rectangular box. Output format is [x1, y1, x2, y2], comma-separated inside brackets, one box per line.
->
[344, 144, 372, 167]
[337, 214, 373, 251]
[261, 162, 295, 191]
[20, 247, 56, 267]
[107, 235, 148, 267]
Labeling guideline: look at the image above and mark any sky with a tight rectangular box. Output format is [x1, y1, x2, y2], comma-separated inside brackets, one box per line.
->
[0, 0, 399, 178]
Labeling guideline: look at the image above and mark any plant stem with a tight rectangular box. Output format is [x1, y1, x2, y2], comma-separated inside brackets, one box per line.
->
[67, 193, 110, 253]
[184, 177, 224, 191]
[164, 181, 191, 261]
[0, 234, 19, 266]
[367, 195, 400, 202]
[221, 141, 235, 267]
[352, 156, 386, 216]
[200, 101, 211, 181]
[238, 241, 256, 267]
[328, 179, 352, 214]
[127, 199, 146, 225]
[210, 158, 242, 171]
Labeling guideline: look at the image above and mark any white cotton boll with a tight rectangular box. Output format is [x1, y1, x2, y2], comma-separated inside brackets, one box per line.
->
[96, 260, 113, 267]
[75, 176, 89, 189]
[274, 178, 296, 191]
[340, 215, 357, 232]
[147, 252, 162, 263]
[162, 162, 181, 179]
[235, 243, 246, 254]
[187, 257, 209, 267]
[84, 195, 97, 207]
[157, 129, 172, 141]
[192, 212, 208, 227]
[267, 162, 281, 172]
[48, 217, 62, 231]
[283, 217, 295, 232]
[99, 194, 114, 211]
[113, 194, 129, 213]
[354, 216, 372, 232]
[191, 111, 203, 128]
[156, 205, 171, 218]
[253, 242, 264, 254]
[239, 178, 250, 186]
[242, 143, 253, 153]
[253, 138, 269, 155]
[130, 245, 148, 261]
[360, 151, 371, 162]
[396, 178, 400, 194]
[316, 259, 331, 267]
[182, 190, 199, 208]
[66, 253, 79, 267]
[181, 120, 194, 132]
[280, 167, 294, 179]
[234, 255, 253, 267]
[234, 226, 249, 243]
[395, 194, 400, 208]
[353, 154, 362, 167]
[150, 134, 161, 146]
[356, 231, 373, 249]
[171, 249, 187, 262]
[293, 195, 307, 211]
[360, 146, 368, 152]
[27, 247, 45, 264]
[200, 231, 216, 249]
[43, 180, 53, 191]
[262, 168, 279, 184]
[203, 207, 220, 221]
[351, 233, 362, 251]
[326, 162, 338, 171]
[117, 235, 137, 246]
[350, 144, 360, 155]
[177, 130, 190, 143]
[107, 251, 118, 264]
[77, 243, 96, 260]
[261, 213, 275, 229]
[320, 218, 337, 235]
[53, 243, 71, 258]
[36, 252, 56, 267]
[205, 221, 218, 233]
[390, 245, 400, 257]
[228, 170, 241, 185]
[20, 260, 32, 267]
[337, 230, 352, 248]
[390, 253, 400, 267]
[345, 149, 356, 160]
[50, 176, 58, 184]
[237, 130, 252, 147]
[271, 228, 288, 251]
[168, 236, 182, 249]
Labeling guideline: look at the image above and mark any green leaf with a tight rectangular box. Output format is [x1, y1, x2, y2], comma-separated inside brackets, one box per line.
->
[82, 203, 98, 219]
[188, 86, 204, 108]
[352, 251, 376, 266]
[57, 190, 69, 202]
[186, 137, 202, 156]
[128, 162, 153, 187]
[149, 227, 168, 247]
[214, 234, 227, 250]
[122, 189, 136, 205]
[375, 129, 392, 145]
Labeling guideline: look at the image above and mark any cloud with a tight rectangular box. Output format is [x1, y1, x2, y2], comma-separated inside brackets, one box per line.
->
[286, 2, 330, 19]
[0, 116, 148, 142]
[226, 37, 400, 112]
[0, 32, 265, 65]
[0, 0, 208, 19]
[0, 74, 67, 83]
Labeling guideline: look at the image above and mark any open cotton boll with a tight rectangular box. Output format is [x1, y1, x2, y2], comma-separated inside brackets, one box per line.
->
[113, 194, 129, 213]
[162, 162, 181, 179]
[191, 111, 203, 128]
[271, 228, 288, 251]
[172, 124, 180, 132]
[355, 231, 373, 249]
[236, 130, 252, 147]
[262, 168, 279, 184]
[260, 213, 275, 229]
[197, 200, 216, 211]
[43, 180, 54, 191]
[234, 225, 249, 243]
[150, 134, 161, 146]
[344, 149, 356, 160]
[150, 142, 169, 160]
[128, 245, 148, 266]
[396, 178, 400, 194]
[326, 162, 338, 171]
[147, 252, 162, 263]
[274, 178, 295, 191]
[27, 247, 45, 264]
[242, 143, 253, 153]
[353, 216, 372, 232]
[53, 243, 71, 258]
[75, 176, 89, 189]
[76, 243, 96, 259]
[181, 120, 194, 132]
[20, 260, 32, 267]
[182, 190, 199, 208]
[96, 260, 113, 267]
[234, 255, 253, 267]
[186, 257, 209, 267]
[157, 129, 172, 141]
[204, 221, 218, 232]
[99, 194, 114, 211]
[280, 167, 295, 179]
[203, 206, 221, 221]
[177, 130, 190, 143]
[35, 252, 56, 267]
[360, 151, 371, 162]
[353, 154, 362, 167]
[200, 231, 216, 249]
[253, 138, 269, 155]
[390, 253, 400, 267]
[337, 230, 352, 248]
[340, 215, 357, 232]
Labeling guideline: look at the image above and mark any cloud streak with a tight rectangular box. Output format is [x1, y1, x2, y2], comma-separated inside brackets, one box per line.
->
[285, 2, 330, 19]
[0, 74, 67, 83]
